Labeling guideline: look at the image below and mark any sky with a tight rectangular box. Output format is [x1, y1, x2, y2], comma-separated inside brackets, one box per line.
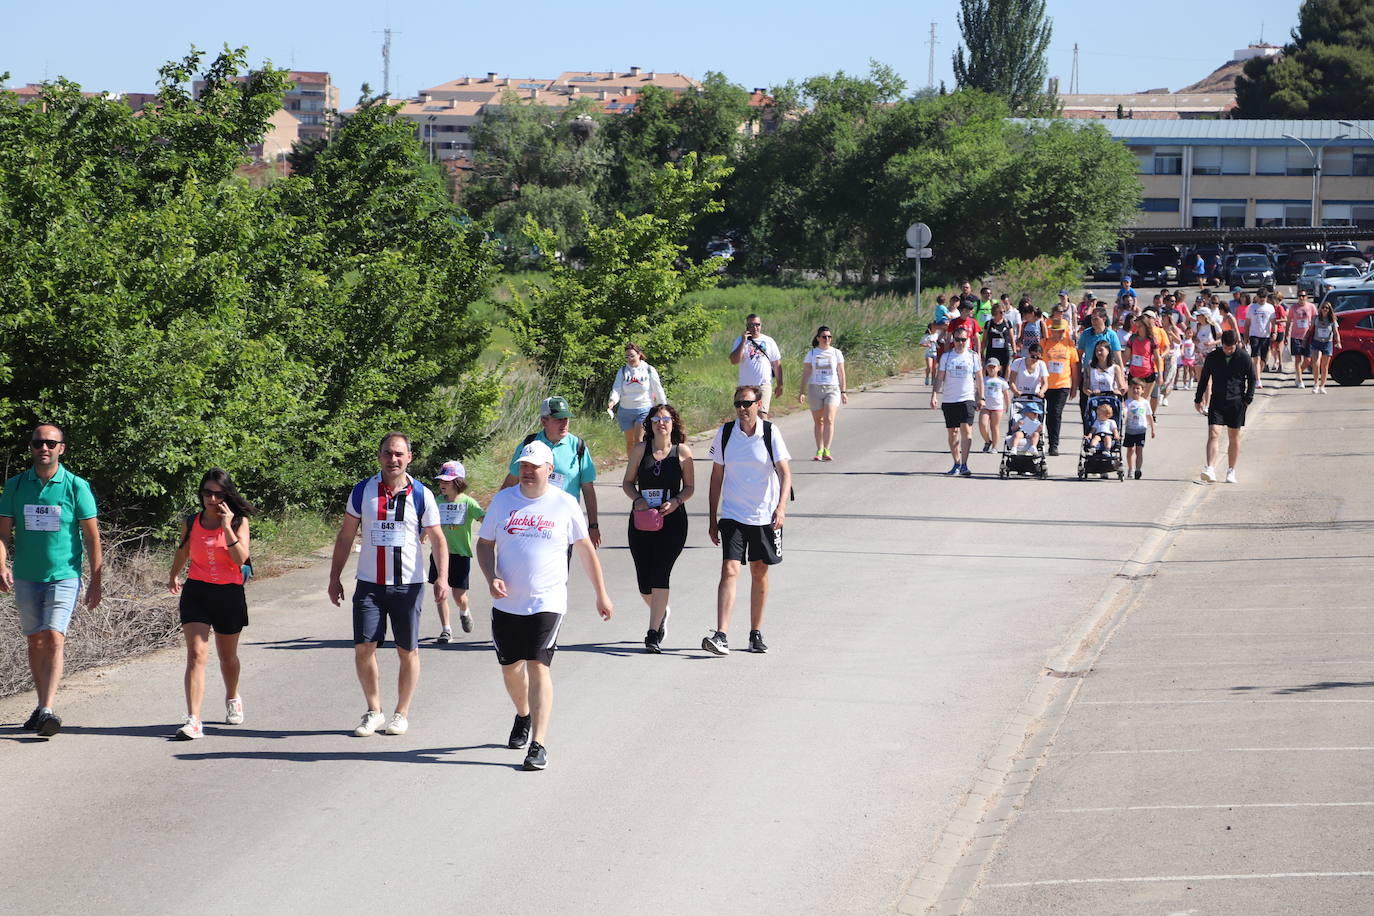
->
[2, 1, 1302, 103]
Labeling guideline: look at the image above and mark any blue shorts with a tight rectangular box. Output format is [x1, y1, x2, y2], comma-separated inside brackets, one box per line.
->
[352, 582, 424, 650]
[1310, 339, 1333, 356]
[1290, 338, 1310, 357]
[14, 578, 81, 635]
[616, 405, 651, 432]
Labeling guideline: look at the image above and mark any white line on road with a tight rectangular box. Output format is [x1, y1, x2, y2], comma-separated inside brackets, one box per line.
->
[1041, 802, 1374, 814]
[1080, 699, 1374, 705]
[988, 871, 1374, 889]
[1088, 747, 1374, 754]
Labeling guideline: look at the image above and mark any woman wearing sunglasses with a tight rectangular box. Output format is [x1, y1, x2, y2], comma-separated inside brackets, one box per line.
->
[167, 469, 254, 739]
[798, 325, 848, 460]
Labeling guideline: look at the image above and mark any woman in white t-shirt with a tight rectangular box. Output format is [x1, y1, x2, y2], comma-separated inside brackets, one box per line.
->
[798, 326, 848, 461]
[606, 343, 666, 458]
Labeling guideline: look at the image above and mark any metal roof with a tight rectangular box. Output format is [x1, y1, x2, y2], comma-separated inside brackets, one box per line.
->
[1084, 119, 1374, 144]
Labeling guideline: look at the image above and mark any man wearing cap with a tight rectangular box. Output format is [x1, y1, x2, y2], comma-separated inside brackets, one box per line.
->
[0, 423, 103, 738]
[1041, 319, 1080, 456]
[502, 397, 600, 548]
[431, 459, 485, 643]
[729, 314, 783, 417]
[1195, 329, 1256, 485]
[328, 432, 449, 737]
[477, 439, 614, 771]
[930, 330, 985, 476]
[1139, 308, 1170, 413]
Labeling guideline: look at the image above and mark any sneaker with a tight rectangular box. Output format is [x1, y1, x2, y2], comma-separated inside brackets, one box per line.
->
[508, 714, 531, 749]
[959, 464, 972, 477]
[944, 463, 960, 476]
[459, 612, 473, 634]
[644, 627, 662, 654]
[35, 711, 61, 738]
[1048, 447, 1060, 456]
[981, 441, 992, 453]
[353, 710, 386, 737]
[174, 716, 203, 740]
[1161, 397, 1169, 406]
[384, 713, 409, 735]
[225, 697, 244, 725]
[813, 449, 823, 461]
[22, 707, 42, 731]
[702, 631, 729, 656]
[436, 627, 452, 644]
[1225, 468, 1237, 484]
[1255, 381, 1263, 389]
[1319, 385, 1327, 394]
[1134, 469, 1142, 480]
[748, 630, 768, 654]
[523, 741, 548, 771]
[821, 448, 833, 461]
[1200, 466, 1217, 483]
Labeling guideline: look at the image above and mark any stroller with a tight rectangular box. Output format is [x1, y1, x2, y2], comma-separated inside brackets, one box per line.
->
[1078, 393, 1125, 481]
[998, 396, 1048, 479]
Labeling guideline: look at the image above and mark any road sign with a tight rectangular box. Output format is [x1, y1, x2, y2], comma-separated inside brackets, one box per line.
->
[905, 222, 932, 249]
[905, 247, 933, 259]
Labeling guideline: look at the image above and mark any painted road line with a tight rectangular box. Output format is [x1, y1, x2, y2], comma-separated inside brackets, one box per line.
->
[988, 871, 1374, 889]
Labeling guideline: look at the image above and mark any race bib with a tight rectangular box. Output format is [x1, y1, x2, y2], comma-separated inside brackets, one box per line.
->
[1293, 319, 1310, 334]
[1130, 354, 1146, 368]
[439, 502, 467, 526]
[369, 519, 406, 547]
[550, 471, 567, 489]
[24, 504, 62, 532]
[1048, 360, 1065, 374]
[642, 488, 665, 508]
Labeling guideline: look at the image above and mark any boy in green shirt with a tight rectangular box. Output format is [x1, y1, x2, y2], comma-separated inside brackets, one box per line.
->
[430, 461, 485, 642]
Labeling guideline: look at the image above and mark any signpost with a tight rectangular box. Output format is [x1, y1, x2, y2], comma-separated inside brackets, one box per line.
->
[905, 223, 933, 315]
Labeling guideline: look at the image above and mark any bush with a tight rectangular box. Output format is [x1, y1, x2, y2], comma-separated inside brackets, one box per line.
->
[994, 254, 1086, 307]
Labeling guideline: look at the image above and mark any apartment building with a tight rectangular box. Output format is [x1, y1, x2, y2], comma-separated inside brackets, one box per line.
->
[192, 70, 340, 160]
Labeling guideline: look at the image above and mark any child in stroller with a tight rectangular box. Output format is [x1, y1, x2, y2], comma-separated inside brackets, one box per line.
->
[1078, 393, 1124, 480]
[999, 396, 1048, 479]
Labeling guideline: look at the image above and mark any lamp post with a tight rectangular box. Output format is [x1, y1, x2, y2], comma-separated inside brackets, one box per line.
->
[1282, 132, 1348, 226]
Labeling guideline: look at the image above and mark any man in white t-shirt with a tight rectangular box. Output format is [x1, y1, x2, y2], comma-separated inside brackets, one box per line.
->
[1244, 296, 1276, 389]
[704, 386, 792, 656]
[476, 439, 613, 771]
[328, 432, 449, 738]
[729, 313, 783, 417]
[929, 328, 985, 477]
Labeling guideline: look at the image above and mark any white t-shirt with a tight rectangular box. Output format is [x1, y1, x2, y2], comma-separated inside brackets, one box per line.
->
[1009, 357, 1049, 394]
[1247, 303, 1276, 339]
[938, 348, 981, 403]
[477, 486, 588, 616]
[346, 474, 442, 585]
[1123, 397, 1152, 434]
[983, 377, 1010, 411]
[1091, 418, 1118, 436]
[804, 347, 845, 386]
[732, 334, 781, 387]
[921, 332, 939, 354]
[709, 420, 792, 526]
[609, 362, 666, 410]
[1017, 417, 1042, 435]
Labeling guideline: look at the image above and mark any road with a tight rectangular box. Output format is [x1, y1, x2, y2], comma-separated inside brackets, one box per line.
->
[0, 365, 1348, 915]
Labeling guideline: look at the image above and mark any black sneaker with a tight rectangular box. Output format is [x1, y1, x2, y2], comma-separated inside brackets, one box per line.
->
[748, 630, 768, 653]
[459, 612, 473, 634]
[35, 711, 61, 738]
[1048, 447, 1060, 456]
[436, 628, 452, 644]
[644, 627, 662, 654]
[702, 631, 729, 656]
[1134, 469, 1142, 480]
[22, 708, 42, 731]
[523, 741, 548, 771]
[507, 714, 531, 749]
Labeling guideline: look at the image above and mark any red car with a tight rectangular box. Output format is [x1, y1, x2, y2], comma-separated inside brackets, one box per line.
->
[1331, 307, 1374, 386]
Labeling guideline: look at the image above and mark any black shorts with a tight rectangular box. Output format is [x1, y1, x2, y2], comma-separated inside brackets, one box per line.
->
[1207, 401, 1248, 429]
[1249, 337, 1270, 360]
[941, 400, 977, 429]
[1290, 338, 1310, 357]
[491, 609, 563, 666]
[428, 553, 472, 590]
[352, 582, 424, 650]
[1123, 431, 1146, 448]
[718, 518, 783, 566]
[179, 579, 249, 635]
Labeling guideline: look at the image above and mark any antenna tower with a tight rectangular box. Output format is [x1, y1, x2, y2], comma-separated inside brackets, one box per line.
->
[1069, 43, 1080, 94]
[926, 22, 939, 88]
[377, 28, 398, 98]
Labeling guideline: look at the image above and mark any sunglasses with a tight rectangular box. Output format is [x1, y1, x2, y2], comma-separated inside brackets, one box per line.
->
[818, 334, 832, 339]
[734, 400, 758, 408]
[200, 488, 227, 499]
[747, 323, 762, 328]
[952, 337, 968, 343]
[31, 439, 62, 450]
[650, 416, 674, 424]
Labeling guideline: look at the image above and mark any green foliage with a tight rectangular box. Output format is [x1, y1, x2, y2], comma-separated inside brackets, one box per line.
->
[953, 0, 1056, 116]
[1235, 0, 1374, 118]
[504, 154, 727, 408]
[993, 255, 1087, 305]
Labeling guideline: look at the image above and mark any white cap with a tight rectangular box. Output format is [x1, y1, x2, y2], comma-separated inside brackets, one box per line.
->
[435, 460, 466, 481]
[517, 440, 554, 466]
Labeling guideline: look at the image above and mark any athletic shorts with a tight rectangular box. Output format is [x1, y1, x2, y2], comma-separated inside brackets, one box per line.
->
[1206, 401, 1248, 429]
[13, 578, 81, 636]
[352, 582, 424, 650]
[718, 518, 783, 566]
[1123, 431, 1146, 448]
[1249, 337, 1271, 360]
[179, 578, 249, 635]
[491, 608, 563, 666]
[428, 553, 472, 591]
[757, 382, 775, 416]
[808, 384, 841, 407]
[941, 400, 977, 428]
[616, 405, 651, 432]
[1290, 338, 1310, 357]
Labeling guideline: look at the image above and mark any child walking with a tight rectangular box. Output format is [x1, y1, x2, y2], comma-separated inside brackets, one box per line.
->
[1122, 379, 1157, 480]
[979, 358, 1009, 453]
[431, 460, 485, 642]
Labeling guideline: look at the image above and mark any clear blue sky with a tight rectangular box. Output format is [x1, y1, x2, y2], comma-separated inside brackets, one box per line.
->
[2, 1, 1300, 102]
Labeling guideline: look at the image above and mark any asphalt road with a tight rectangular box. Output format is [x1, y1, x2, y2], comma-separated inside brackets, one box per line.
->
[0, 365, 1338, 915]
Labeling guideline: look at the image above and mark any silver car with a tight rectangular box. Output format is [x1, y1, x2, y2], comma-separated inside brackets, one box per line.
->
[1311, 264, 1364, 300]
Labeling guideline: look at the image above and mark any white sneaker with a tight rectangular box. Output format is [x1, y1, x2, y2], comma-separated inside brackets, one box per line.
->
[1225, 468, 1237, 484]
[1160, 397, 1169, 406]
[1297, 380, 1305, 388]
[353, 710, 386, 737]
[225, 697, 244, 725]
[1319, 385, 1327, 394]
[1200, 466, 1217, 483]
[384, 713, 409, 736]
[175, 716, 203, 740]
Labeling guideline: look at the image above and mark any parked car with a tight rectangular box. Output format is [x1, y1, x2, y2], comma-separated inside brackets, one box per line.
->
[1283, 250, 1331, 283]
[1321, 286, 1374, 313]
[1324, 267, 1374, 296]
[1124, 252, 1174, 285]
[1092, 251, 1125, 282]
[1227, 253, 1276, 289]
[1324, 245, 1369, 271]
[1329, 305, 1374, 386]
[1312, 264, 1364, 299]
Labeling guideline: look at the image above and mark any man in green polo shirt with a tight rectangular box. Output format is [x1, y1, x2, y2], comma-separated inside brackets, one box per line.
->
[0, 424, 103, 738]
[501, 397, 601, 548]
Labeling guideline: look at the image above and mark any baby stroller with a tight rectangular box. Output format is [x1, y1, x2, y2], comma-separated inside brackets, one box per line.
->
[1078, 393, 1125, 481]
[998, 396, 1048, 479]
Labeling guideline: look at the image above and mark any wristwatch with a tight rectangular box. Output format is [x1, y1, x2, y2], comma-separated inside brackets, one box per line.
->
[588, 523, 599, 529]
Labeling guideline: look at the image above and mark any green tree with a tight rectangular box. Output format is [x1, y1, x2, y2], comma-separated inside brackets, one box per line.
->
[504, 154, 726, 407]
[1234, 0, 1374, 118]
[952, 0, 1055, 116]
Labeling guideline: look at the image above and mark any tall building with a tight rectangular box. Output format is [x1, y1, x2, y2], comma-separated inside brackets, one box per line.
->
[193, 70, 340, 161]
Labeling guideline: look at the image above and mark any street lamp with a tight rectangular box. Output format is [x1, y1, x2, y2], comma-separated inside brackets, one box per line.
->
[1282, 132, 1348, 226]
[1338, 120, 1374, 143]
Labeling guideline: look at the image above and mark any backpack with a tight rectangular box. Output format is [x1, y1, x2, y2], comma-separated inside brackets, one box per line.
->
[521, 432, 587, 488]
[718, 420, 795, 502]
[178, 512, 254, 583]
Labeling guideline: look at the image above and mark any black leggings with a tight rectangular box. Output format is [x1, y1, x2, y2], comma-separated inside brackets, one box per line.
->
[1045, 387, 1071, 449]
[627, 510, 689, 594]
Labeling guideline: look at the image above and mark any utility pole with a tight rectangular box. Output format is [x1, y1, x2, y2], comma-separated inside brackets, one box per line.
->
[1069, 43, 1080, 94]
[926, 22, 939, 89]
[375, 27, 399, 98]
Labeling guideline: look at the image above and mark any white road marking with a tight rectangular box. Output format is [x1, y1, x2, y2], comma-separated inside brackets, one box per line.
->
[1042, 801, 1374, 814]
[1080, 699, 1374, 705]
[989, 871, 1374, 889]
[1088, 747, 1374, 754]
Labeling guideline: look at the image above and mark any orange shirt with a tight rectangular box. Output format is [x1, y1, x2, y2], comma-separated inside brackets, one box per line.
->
[188, 514, 244, 586]
[1043, 338, 1080, 389]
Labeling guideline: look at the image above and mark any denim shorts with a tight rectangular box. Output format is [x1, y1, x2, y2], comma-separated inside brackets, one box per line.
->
[14, 578, 82, 635]
[1310, 339, 1333, 356]
[616, 405, 651, 432]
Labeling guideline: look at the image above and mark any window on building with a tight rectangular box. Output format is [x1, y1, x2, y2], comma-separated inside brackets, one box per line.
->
[1286, 147, 1315, 176]
[1354, 152, 1374, 176]
[1221, 146, 1250, 174]
[1322, 204, 1353, 225]
[1286, 204, 1312, 225]
[1129, 146, 1151, 174]
[1141, 197, 1180, 212]
[1192, 146, 1221, 175]
[1256, 147, 1285, 175]
[1191, 200, 1246, 228]
[1355, 205, 1374, 227]
[1152, 147, 1183, 175]
[1255, 202, 1284, 227]
[1323, 147, 1353, 176]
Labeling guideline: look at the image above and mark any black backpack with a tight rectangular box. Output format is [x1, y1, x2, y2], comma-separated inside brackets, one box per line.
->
[717, 420, 795, 502]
